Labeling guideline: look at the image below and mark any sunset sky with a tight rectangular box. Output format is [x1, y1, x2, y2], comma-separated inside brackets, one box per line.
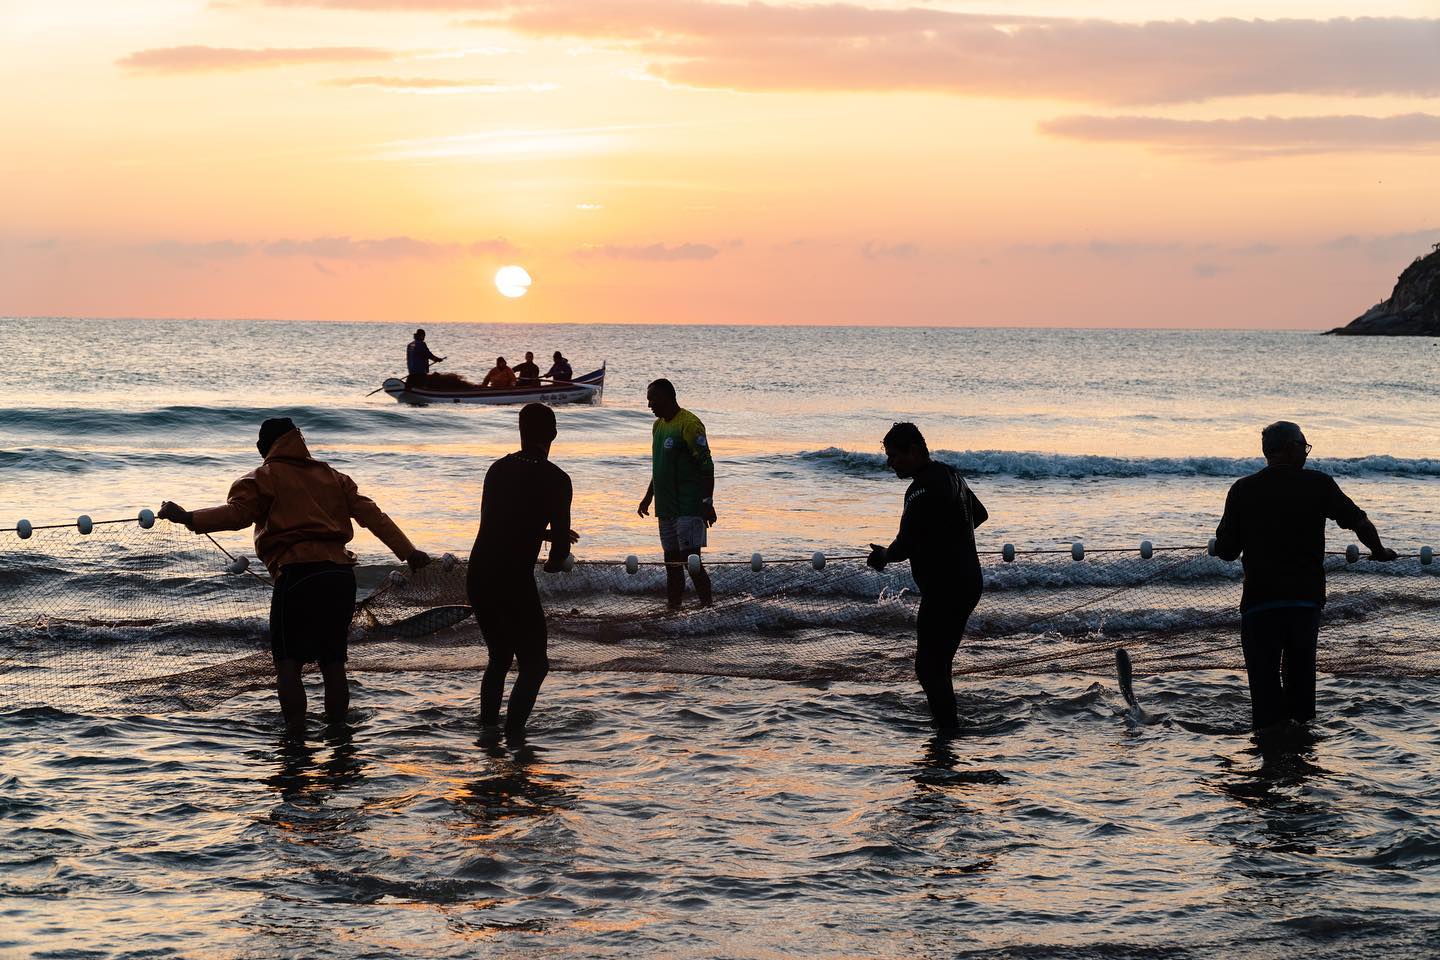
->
[2, 1, 1438, 327]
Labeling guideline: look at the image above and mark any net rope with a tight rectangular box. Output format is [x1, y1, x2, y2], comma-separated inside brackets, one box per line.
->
[2, 518, 1437, 713]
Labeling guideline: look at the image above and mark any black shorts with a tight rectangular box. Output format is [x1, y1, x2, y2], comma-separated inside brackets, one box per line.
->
[269, 562, 357, 664]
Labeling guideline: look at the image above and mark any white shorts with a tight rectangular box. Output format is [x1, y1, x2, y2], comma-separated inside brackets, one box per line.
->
[658, 516, 708, 554]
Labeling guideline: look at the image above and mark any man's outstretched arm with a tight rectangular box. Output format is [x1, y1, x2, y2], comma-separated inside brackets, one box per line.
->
[1353, 516, 1397, 561]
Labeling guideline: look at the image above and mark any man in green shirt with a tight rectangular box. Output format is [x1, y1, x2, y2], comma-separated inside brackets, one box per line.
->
[637, 378, 716, 609]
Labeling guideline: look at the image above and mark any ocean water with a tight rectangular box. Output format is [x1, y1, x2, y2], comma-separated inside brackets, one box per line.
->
[2, 318, 1439, 957]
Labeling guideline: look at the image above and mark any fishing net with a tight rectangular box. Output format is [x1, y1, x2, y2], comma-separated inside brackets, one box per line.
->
[2, 518, 1437, 713]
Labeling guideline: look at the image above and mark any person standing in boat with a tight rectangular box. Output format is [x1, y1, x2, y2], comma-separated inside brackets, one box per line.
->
[406, 329, 445, 389]
[637, 378, 715, 609]
[543, 351, 573, 383]
[468, 403, 575, 741]
[514, 352, 541, 388]
[157, 417, 430, 734]
[866, 422, 988, 731]
[481, 357, 517, 389]
[1214, 421, 1397, 733]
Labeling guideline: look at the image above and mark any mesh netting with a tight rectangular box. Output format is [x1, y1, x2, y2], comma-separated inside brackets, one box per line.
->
[2, 518, 1438, 713]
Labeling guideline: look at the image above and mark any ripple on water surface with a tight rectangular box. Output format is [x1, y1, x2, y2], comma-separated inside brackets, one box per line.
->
[2, 670, 1440, 958]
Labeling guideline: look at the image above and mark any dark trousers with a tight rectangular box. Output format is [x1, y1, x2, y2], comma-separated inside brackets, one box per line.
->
[470, 578, 549, 734]
[1241, 605, 1322, 730]
[915, 594, 978, 728]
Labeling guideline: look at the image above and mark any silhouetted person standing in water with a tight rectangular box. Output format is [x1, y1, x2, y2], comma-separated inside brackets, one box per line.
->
[637, 378, 715, 609]
[406, 329, 444, 389]
[158, 418, 429, 733]
[867, 423, 988, 730]
[468, 403, 575, 740]
[1214, 421, 1397, 732]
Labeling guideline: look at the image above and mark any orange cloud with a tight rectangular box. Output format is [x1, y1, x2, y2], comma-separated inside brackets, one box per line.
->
[1041, 113, 1440, 157]
[254, 3, 1440, 105]
[574, 241, 720, 261]
[118, 45, 395, 72]
[140, 236, 513, 260]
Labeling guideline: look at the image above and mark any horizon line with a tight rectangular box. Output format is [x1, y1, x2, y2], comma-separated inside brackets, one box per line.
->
[1, 314, 1341, 333]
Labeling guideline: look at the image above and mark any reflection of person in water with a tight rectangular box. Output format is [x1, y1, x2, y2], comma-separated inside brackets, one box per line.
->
[467, 403, 575, 740]
[1214, 420, 1397, 732]
[265, 724, 366, 809]
[867, 422, 988, 731]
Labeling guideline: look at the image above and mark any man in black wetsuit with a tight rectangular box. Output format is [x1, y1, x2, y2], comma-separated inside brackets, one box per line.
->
[1214, 421, 1397, 732]
[514, 351, 541, 387]
[467, 403, 576, 740]
[866, 422, 988, 729]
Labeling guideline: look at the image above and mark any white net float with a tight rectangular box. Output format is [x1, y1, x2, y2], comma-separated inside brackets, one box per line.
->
[1207, 537, 1218, 557]
[1071, 542, 1084, 561]
[1140, 540, 1153, 560]
[1423, 546, 1434, 566]
[1346, 544, 1360, 563]
[1002, 543, 1015, 562]
[440, 552, 458, 572]
[387, 570, 407, 586]
[687, 554, 702, 575]
[77, 515, 94, 536]
[16, 519, 32, 540]
[226, 556, 250, 575]
[562, 554, 576, 572]
[751, 552, 763, 572]
[811, 551, 826, 571]
[625, 554, 639, 575]
[138, 508, 155, 529]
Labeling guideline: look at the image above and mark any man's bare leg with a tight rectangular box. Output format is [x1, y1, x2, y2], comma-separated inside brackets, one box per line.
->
[319, 660, 350, 724]
[274, 659, 307, 733]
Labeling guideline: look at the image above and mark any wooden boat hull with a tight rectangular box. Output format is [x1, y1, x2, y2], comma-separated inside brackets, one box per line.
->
[382, 364, 605, 406]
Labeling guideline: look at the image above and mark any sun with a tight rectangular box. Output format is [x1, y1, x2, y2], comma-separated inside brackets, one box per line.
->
[495, 265, 532, 299]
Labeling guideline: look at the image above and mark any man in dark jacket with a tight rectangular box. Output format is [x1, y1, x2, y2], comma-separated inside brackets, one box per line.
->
[867, 422, 988, 729]
[406, 329, 445, 388]
[159, 418, 429, 733]
[468, 403, 576, 740]
[1214, 420, 1397, 731]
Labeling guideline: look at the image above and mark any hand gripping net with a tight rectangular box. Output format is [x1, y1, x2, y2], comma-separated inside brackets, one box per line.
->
[2, 519, 1437, 713]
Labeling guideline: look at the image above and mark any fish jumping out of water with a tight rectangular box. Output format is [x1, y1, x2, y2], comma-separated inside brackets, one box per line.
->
[1114, 647, 1164, 727]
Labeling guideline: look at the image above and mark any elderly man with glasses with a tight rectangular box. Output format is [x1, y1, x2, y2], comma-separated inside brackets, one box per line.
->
[1214, 420, 1397, 732]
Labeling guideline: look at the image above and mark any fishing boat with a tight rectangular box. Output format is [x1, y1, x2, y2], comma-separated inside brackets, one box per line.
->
[380, 363, 605, 406]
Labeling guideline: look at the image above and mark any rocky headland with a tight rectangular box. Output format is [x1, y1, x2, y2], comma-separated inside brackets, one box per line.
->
[1327, 243, 1440, 336]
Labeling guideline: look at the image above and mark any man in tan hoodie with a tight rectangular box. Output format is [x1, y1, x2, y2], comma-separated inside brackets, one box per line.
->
[159, 417, 429, 732]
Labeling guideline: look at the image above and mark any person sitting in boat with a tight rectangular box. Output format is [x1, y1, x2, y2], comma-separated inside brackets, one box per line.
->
[514, 352, 541, 387]
[543, 351, 572, 383]
[406, 329, 445, 389]
[482, 357, 518, 389]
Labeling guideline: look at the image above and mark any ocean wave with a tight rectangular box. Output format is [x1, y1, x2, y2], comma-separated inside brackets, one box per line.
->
[0, 448, 230, 474]
[797, 447, 1440, 479]
[0, 405, 460, 439]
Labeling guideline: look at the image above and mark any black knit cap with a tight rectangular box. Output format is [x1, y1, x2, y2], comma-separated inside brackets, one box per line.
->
[257, 417, 297, 456]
